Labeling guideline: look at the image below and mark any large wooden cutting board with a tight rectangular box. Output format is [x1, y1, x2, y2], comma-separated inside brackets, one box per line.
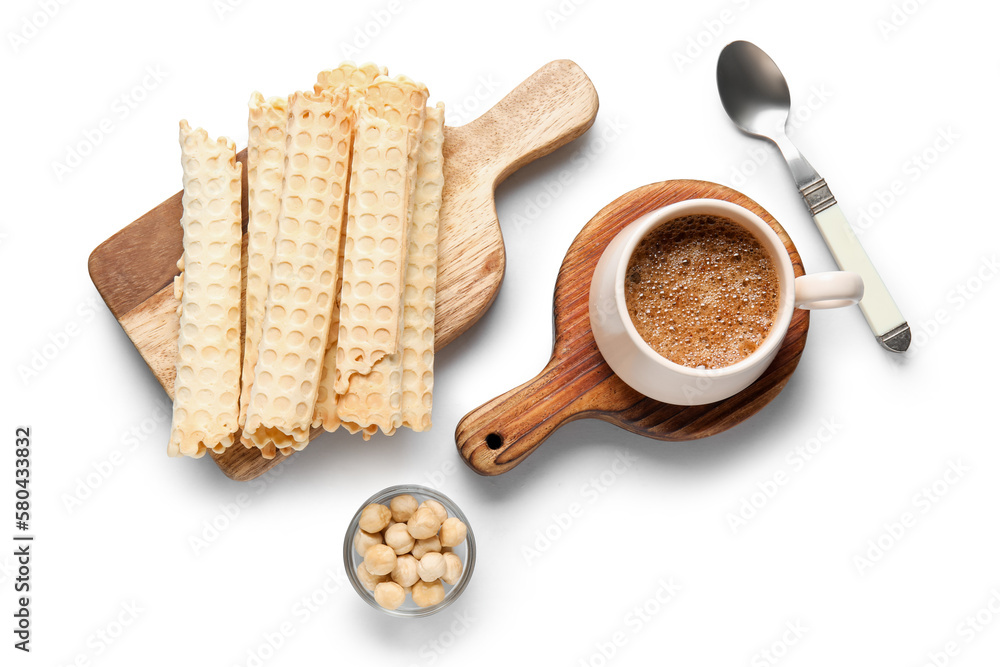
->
[88, 60, 599, 481]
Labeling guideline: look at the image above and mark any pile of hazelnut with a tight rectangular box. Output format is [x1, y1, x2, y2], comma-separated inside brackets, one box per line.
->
[353, 494, 468, 610]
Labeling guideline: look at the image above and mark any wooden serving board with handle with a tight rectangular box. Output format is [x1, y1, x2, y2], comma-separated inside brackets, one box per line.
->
[455, 180, 810, 475]
[88, 60, 599, 481]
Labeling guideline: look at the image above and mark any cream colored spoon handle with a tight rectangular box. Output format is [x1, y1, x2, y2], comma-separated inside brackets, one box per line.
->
[808, 194, 910, 351]
[771, 132, 910, 352]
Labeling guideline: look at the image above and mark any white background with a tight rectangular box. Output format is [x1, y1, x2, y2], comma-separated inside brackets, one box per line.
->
[3, 0, 999, 665]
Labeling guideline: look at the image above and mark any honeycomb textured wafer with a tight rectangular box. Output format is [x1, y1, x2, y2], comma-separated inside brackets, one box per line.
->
[313, 73, 425, 431]
[336, 320, 403, 438]
[310, 77, 364, 431]
[167, 121, 243, 458]
[333, 112, 413, 410]
[313, 279, 346, 431]
[400, 103, 444, 432]
[311, 252, 348, 432]
[367, 75, 427, 220]
[367, 76, 428, 301]
[338, 104, 444, 437]
[312, 266, 346, 432]
[239, 93, 288, 436]
[315, 62, 386, 108]
[243, 89, 353, 458]
[363, 74, 428, 134]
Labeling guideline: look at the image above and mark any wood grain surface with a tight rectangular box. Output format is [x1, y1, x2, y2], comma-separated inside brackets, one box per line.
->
[88, 60, 599, 481]
[455, 180, 810, 476]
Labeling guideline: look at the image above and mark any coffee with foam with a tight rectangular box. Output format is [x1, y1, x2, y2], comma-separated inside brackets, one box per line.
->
[624, 214, 779, 369]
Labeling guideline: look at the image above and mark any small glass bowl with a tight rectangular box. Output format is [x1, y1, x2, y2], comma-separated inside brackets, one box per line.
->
[344, 484, 475, 617]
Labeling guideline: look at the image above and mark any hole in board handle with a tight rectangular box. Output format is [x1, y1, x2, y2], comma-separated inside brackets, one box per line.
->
[485, 433, 503, 450]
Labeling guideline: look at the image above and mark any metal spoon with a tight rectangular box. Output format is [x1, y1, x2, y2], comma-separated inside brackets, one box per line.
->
[717, 40, 910, 352]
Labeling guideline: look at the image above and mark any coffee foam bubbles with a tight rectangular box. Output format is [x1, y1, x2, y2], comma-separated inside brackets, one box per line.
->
[624, 214, 779, 369]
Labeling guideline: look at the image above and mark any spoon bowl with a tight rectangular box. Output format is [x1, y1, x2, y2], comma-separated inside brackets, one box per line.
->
[717, 41, 791, 139]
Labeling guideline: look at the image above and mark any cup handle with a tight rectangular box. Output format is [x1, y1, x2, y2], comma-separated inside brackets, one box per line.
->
[794, 271, 864, 310]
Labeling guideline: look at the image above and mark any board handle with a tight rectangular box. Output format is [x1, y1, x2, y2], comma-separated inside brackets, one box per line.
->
[456, 59, 599, 184]
[456, 356, 599, 475]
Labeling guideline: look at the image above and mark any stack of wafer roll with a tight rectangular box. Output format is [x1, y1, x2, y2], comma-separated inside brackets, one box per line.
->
[167, 62, 445, 459]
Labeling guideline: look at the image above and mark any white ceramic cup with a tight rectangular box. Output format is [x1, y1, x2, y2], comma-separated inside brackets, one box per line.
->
[589, 199, 864, 405]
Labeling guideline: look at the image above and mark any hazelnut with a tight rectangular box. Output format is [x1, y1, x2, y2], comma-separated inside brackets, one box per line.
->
[411, 536, 441, 559]
[407, 507, 442, 539]
[390, 494, 418, 522]
[384, 523, 415, 555]
[364, 544, 397, 576]
[442, 552, 463, 585]
[420, 499, 449, 524]
[417, 552, 446, 582]
[390, 554, 419, 588]
[356, 562, 388, 592]
[359, 503, 392, 533]
[374, 581, 406, 610]
[353, 529, 383, 556]
[411, 579, 445, 608]
[439, 518, 467, 547]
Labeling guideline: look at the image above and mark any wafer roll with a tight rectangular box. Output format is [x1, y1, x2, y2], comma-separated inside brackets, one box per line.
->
[400, 103, 445, 431]
[318, 77, 425, 421]
[167, 121, 243, 458]
[333, 112, 413, 413]
[315, 62, 386, 108]
[363, 74, 428, 134]
[337, 104, 445, 438]
[312, 255, 347, 432]
[313, 286, 345, 430]
[367, 75, 428, 221]
[239, 93, 287, 439]
[363, 75, 427, 222]
[243, 89, 353, 458]
[311, 71, 424, 431]
[367, 75, 428, 326]
[311, 80, 370, 431]
[309, 72, 369, 431]
[311, 254, 348, 432]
